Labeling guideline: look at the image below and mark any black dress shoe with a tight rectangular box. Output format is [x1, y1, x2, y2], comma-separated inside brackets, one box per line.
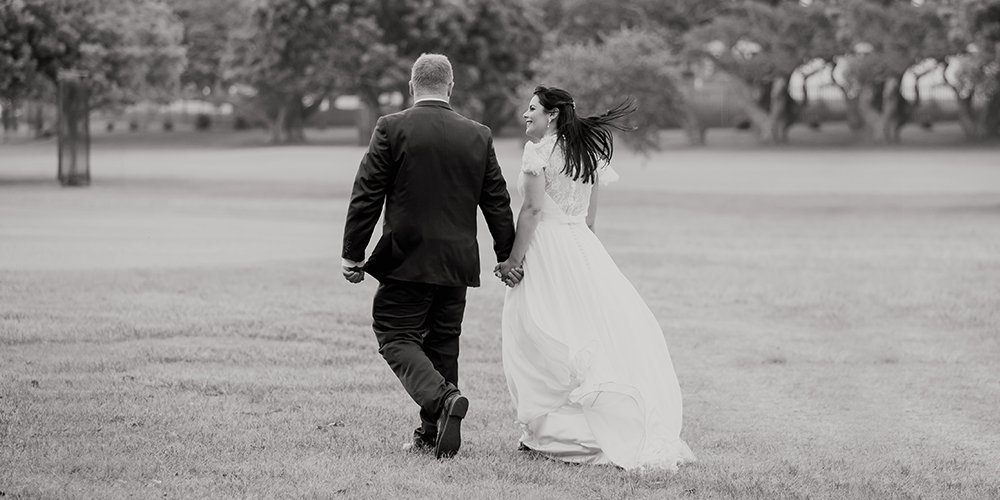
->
[435, 393, 469, 459]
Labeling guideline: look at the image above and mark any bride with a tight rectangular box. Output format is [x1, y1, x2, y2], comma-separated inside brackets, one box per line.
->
[495, 86, 695, 471]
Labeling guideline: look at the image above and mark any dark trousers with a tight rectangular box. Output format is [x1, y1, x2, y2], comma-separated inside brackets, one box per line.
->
[372, 279, 466, 438]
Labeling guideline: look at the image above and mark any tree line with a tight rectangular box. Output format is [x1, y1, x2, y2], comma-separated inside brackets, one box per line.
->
[2, 0, 998, 146]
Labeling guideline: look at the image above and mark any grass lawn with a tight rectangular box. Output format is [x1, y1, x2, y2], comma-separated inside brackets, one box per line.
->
[1, 132, 999, 499]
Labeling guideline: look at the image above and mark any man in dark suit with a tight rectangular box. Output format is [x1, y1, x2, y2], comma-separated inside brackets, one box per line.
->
[341, 53, 518, 459]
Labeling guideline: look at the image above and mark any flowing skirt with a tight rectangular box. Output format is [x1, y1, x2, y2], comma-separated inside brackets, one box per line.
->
[502, 211, 695, 471]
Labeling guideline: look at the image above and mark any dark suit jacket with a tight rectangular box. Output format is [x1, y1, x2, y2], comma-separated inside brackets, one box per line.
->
[342, 100, 515, 287]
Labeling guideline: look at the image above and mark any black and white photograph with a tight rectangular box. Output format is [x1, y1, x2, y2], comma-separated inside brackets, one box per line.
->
[1, 0, 999, 498]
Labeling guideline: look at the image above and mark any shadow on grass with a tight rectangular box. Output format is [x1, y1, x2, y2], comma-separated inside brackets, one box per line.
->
[0, 176, 342, 198]
[87, 129, 364, 150]
[0, 178, 59, 188]
[91, 177, 343, 199]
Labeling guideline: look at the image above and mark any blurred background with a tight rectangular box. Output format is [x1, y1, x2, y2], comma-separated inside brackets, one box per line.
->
[2, 2, 1000, 497]
[1, 0, 998, 151]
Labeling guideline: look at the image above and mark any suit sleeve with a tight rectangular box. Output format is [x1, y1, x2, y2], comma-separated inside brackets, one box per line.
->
[342, 117, 393, 262]
[479, 135, 516, 262]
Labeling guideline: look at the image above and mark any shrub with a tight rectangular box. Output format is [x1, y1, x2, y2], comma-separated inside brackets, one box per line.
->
[194, 113, 212, 130]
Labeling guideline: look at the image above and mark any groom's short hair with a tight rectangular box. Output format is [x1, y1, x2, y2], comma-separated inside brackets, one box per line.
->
[411, 53, 453, 93]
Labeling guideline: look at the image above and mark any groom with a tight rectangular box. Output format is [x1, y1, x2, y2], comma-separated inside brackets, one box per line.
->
[341, 53, 518, 458]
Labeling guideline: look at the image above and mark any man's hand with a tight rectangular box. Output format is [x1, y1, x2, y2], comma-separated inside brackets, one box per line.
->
[494, 260, 524, 288]
[342, 259, 365, 284]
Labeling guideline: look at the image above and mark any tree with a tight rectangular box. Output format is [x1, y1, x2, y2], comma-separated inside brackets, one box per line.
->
[831, 0, 952, 143]
[226, 0, 358, 143]
[226, 0, 545, 144]
[448, 0, 544, 132]
[0, 0, 76, 135]
[534, 0, 727, 48]
[342, 0, 543, 143]
[685, 0, 840, 143]
[226, 0, 468, 144]
[532, 29, 704, 148]
[69, 0, 187, 108]
[0, 0, 186, 122]
[165, 0, 248, 98]
[337, 1, 450, 145]
[943, 0, 1000, 140]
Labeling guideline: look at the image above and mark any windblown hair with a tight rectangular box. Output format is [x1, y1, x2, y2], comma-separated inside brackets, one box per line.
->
[533, 85, 636, 184]
[411, 53, 453, 93]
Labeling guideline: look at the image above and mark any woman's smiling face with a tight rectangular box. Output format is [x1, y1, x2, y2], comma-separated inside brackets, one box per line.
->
[523, 95, 552, 141]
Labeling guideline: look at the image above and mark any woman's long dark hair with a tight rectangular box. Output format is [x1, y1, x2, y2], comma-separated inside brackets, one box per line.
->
[533, 86, 636, 184]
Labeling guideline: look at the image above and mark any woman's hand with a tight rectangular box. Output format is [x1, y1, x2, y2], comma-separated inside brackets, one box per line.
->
[494, 259, 525, 288]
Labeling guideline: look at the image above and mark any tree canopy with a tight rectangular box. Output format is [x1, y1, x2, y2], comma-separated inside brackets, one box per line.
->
[448, 0, 544, 132]
[1, 0, 75, 103]
[165, 0, 248, 97]
[532, 29, 703, 148]
[685, 0, 840, 142]
[225, 0, 358, 143]
[943, 0, 1000, 139]
[0, 0, 186, 110]
[6, 0, 1000, 146]
[832, 0, 953, 142]
[224, 0, 543, 143]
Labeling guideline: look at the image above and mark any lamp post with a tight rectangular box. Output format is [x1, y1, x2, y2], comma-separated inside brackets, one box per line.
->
[57, 69, 91, 186]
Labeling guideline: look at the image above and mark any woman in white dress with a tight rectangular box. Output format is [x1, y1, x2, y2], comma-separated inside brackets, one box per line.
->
[495, 86, 695, 471]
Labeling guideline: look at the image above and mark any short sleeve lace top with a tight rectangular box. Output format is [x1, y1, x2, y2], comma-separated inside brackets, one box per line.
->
[520, 133, 619, 217]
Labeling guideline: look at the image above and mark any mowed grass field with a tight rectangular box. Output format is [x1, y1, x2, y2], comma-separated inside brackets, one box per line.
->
[1, 131, 999, 499]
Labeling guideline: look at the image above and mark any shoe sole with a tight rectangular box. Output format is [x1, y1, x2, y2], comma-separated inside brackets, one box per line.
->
[435, 395, 469, 459]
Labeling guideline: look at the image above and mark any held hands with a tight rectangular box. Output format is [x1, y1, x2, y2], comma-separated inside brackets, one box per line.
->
[344, 257, 518, 287]
[494, 259, 524, 288]
[342, 264, 365, 284]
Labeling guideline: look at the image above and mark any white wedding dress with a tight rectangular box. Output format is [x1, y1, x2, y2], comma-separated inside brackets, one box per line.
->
[502, 134, 695, 471]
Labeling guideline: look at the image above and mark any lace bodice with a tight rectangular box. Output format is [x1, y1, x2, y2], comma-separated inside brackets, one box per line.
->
[519, 134, 618, 217]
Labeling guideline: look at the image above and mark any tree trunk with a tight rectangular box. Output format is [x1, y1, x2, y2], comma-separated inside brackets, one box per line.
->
[832, 80, 866, 134]
[950, 84, 982, 140]
[267, 95, 307, 144]
[743, 107, 772, 143]
[857, 82, 897, 144]
[745, 107, 785, 144]
[843, 91, 865, 133]
[980, 89, 1000, 140]
[879, 77, 908, 144]
[768, 78, 797, 144]
[680, 103, 705, 146]
[948, 75, 1000, 142]
[356, 92, 381, 146]
[731, 80, 775, 144]
[269, 105, 287, 144]
[733, 79, 797, 144]
[29, 102, 46, 138]
[2, 99, 18, 136]
[282, 96, 306, 144]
